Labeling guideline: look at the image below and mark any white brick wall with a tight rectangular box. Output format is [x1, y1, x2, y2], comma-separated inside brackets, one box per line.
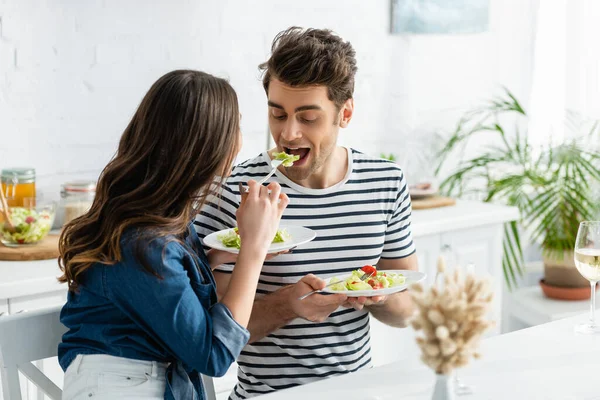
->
[0, 0, 536, 201]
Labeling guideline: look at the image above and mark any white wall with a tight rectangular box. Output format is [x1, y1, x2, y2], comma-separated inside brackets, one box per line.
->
[383, 0, 537, 182]
[0, 0, 537, 201]
[566, 0, 600, 120]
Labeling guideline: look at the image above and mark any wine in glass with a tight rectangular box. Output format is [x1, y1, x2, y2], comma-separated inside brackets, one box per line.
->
[574, 221, 600, 334]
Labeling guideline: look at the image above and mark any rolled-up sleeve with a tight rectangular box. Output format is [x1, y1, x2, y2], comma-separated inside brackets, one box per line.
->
[210, 303, 250, 360]
[105, 239, 248, 377]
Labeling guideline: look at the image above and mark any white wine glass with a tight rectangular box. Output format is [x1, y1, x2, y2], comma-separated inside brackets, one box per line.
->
[574, 221, 600, 334]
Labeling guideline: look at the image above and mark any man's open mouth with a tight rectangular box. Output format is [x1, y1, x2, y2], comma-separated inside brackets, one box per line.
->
[284, 147, 310, 162]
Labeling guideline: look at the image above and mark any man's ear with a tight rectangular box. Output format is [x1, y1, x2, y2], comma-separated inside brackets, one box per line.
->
[339, 98, 354, 128]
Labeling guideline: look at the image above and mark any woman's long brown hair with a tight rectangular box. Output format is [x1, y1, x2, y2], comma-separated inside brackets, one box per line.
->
[58, 70, 240, 291]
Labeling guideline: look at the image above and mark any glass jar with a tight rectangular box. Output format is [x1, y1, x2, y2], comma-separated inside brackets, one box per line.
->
[57, 181, 96, 228]
[1, 168, 36, 207]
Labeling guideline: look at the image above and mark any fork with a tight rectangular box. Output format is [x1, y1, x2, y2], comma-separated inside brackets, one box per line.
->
[243, 159, 283, 192]
[297, 271, 374, 300]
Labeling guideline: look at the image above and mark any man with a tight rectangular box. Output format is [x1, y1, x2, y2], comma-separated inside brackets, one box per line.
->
[195, 26, 418, 399]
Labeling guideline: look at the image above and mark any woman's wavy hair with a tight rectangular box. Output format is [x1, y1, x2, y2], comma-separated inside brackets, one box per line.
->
[58, 70, 240, 291]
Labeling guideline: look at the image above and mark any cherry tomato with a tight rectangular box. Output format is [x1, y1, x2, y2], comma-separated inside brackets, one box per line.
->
[361, 265, 377, 277]
[368, 279, 383, 290]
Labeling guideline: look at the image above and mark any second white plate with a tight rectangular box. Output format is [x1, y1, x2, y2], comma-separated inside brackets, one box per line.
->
[320, 269, 427, 297]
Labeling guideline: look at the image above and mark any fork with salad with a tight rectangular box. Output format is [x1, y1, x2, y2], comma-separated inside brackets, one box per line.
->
[243, 151, 300, 193]
[258, 151, 299, 185]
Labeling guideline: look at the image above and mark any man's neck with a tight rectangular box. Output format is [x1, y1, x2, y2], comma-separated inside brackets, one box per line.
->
[271, 146, 349, 190]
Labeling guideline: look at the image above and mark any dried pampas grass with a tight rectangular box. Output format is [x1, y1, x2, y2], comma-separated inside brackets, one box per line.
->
[409, 256, 495, 375]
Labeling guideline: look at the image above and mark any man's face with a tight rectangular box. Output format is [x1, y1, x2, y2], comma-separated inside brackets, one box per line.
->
[267, 79, 348, 181]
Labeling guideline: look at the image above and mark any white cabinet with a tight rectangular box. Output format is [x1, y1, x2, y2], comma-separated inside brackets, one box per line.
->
[368, 211, 511, 368]
[439, 225, 504, 336]
[8, 291, 67, 315]
[442, 225, 503, 277]
[413, 234, 441, 287]
[0, 300, 8, 316]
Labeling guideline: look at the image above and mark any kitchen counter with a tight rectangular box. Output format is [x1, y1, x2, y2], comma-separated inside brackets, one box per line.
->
[411, 200, 519, 237]
[259, 313, 596, 400]
[0, 200, 519, 301]
[0, 200, 520, 399]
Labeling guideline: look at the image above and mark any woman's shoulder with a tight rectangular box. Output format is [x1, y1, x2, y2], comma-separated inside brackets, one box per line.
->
[115, 228, 189, 275]
[121, 228, 185, 254]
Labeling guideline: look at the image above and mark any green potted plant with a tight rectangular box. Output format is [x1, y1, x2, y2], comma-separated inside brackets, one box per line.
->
[435, 88, 600, 295]
[380, 153, 397, 162]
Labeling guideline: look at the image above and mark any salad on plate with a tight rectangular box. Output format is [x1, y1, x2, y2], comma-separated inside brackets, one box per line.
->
[217, 227, 291, 249]
[328, 265, 406, 291]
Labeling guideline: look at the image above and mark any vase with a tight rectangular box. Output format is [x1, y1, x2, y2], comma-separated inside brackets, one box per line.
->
[431, 373, 455, 400]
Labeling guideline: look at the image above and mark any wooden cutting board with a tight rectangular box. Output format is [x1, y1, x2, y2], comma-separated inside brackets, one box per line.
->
[0, 234, 60, 261]
[412, 196, 456, 210]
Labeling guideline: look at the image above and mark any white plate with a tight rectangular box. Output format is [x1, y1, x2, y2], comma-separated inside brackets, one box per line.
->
[321, 269, 427, 297]
[203, 225, 316, 254]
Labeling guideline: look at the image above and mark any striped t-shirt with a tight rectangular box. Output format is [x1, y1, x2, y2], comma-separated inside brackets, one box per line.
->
[194, 148, 415, 399]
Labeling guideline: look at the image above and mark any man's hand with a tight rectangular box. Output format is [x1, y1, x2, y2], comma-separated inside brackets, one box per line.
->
[342, 295, 387, 311]
[289, 274, 348, 323]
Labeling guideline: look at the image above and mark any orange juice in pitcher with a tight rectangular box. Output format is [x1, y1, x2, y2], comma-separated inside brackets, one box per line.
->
[1, 168, 36, 208]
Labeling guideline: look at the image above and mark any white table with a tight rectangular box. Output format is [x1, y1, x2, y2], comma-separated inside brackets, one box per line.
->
[260, 313, 599, 400]
[507, 285, 593, 330]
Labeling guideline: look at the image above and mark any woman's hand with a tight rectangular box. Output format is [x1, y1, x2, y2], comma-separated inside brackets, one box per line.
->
[236, 180, 289, 256]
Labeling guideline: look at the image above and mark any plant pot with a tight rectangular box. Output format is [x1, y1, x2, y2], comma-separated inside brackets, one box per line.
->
[543, 251, 589, 289]
[540, 279, 597, 300]
[431, 373, 455, 400]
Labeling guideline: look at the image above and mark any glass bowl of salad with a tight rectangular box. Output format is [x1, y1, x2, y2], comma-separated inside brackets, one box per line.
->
[0, 200, 56, 246]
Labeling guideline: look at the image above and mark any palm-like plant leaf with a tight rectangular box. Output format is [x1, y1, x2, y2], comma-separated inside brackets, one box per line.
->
[436, 88, 600, 290]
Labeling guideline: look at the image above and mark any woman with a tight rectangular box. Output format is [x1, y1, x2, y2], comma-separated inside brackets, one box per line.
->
[57, 70, 289, 399]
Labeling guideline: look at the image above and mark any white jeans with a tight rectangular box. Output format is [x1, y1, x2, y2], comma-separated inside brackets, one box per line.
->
[62, 354, 168, 399]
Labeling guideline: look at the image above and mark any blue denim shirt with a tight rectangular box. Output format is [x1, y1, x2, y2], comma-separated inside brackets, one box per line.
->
[58, 222, 249, 399]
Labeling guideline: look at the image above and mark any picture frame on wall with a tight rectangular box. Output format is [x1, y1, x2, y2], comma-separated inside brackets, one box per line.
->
[390, 0, 489, 34]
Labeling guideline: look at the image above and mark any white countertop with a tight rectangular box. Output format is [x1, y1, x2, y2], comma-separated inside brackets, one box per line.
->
[0, 200, 519, 299]
[259, 313, 597, 400]
[411, 200, 519, 238]
[509, 285, 593, 326]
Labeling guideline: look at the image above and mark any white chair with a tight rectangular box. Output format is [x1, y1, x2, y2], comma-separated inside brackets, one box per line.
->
[0, 306, 217, 400]
[0, 306, 66, 400]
